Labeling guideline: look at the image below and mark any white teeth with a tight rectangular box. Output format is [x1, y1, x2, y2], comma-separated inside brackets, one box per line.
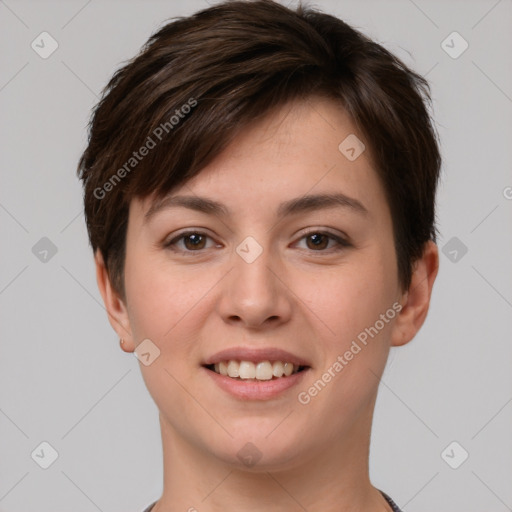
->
[255, 361, 273, 380]
[227, 360, 240, 378]
[239, 361, 256, 379]
[272, 361, 284, 377]
[211, 360, 303, 380]
[219, 361, 228, 376]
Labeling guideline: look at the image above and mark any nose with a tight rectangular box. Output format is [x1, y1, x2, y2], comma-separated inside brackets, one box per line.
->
[216, 241, 293, 329]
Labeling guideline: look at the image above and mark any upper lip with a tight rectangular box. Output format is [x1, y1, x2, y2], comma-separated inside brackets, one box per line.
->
[202, 347, 311, 367]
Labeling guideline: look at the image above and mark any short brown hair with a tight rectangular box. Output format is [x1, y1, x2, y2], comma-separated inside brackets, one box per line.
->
[77, 0, 441, 299]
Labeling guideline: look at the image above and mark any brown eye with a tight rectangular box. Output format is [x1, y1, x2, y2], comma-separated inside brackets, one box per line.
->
[295, 231, 350, 252]
[305, 233, 330, 250]
[165, 231, 215, 253]
[182, 233, 206, 250]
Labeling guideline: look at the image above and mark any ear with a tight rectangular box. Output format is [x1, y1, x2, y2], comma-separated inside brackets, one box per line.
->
[94, 249, 135, 353]
[391, 240, 439, 347]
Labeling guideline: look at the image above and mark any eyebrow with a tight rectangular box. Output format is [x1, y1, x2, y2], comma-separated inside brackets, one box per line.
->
[144, 192, 368, 224]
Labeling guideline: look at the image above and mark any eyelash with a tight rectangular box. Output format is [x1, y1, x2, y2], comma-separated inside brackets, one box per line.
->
[163, 230, 351, 255]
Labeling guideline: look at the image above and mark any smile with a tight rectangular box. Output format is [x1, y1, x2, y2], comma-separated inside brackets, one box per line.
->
[205, 360, 307, 380]
[201, 346, 312, 399]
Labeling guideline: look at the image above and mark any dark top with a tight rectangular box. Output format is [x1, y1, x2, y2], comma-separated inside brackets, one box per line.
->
[142, 490, 403, 511]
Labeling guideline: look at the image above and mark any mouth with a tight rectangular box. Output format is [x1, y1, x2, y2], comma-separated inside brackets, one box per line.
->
[202, 347, 311, 381]
[202, 357, 311, 400]
[203, 360, 309, 381]
[201, 347, 312, 391]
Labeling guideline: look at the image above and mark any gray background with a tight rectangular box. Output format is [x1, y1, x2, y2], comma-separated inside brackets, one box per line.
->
[1, 0, 511, 511]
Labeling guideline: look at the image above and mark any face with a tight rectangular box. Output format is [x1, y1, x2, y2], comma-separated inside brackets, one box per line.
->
[108, 97, 409, 470]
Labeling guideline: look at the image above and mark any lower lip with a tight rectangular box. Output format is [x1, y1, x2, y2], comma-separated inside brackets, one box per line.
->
[202, 366, 310, 400]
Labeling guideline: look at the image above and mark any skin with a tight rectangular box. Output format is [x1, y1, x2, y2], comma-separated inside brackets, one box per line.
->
[96, 96, 438, 512]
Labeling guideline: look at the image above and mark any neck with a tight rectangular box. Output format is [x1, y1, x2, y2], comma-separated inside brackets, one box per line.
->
[152, 400, 391, 512]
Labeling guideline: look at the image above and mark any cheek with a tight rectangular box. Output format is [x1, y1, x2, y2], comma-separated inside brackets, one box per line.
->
[296, 244, 398, 347]
[123, 248, 219, 351]
[123, 247, 186, 341]
[293, 253, 398, 422]
[123, 254, 209, 410]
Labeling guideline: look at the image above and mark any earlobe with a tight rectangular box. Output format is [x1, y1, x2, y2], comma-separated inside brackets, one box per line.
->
[390, 241, 439, 347]
[94, 249, 135, 352]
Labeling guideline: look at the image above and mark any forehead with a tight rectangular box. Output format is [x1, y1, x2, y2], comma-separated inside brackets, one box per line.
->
[134, 96, 388, 224]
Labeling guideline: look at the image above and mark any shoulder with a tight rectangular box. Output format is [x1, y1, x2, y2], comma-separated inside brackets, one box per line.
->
[380, 490, 404, 512]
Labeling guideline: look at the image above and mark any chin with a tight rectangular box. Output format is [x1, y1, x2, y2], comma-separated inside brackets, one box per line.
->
[208, 426, 307, 471]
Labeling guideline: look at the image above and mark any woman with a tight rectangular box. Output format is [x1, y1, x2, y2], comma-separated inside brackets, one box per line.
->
[77, 1, 440, 510]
